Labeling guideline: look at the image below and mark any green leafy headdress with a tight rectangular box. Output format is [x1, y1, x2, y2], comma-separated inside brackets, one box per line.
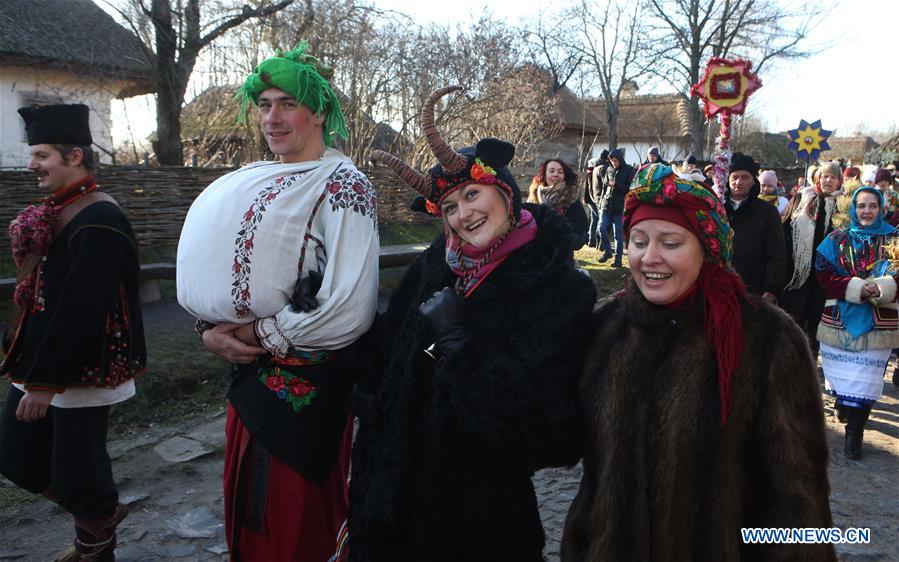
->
[236, 41, 348, 147]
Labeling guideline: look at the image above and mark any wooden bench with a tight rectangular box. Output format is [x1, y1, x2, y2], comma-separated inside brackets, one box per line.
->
[0, 243, 428, 303]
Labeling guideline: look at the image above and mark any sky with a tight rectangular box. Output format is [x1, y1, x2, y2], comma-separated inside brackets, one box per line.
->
[110, 0, 898, 148]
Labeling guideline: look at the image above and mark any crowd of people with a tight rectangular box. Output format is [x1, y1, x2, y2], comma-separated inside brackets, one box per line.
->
[579, 147, 899, 462]
[2, 41, 896, 561]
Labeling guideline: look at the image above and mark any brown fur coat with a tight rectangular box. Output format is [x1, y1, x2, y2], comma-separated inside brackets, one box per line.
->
[562, 287, 835, 562]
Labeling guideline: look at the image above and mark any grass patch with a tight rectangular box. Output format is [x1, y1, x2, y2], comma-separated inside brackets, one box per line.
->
[0, 484, 34, 509]
[139, 244, 178, 264]
[378, 221, 442, 246]
[379, 266, 410, 295]
[574, 248, 629, 298]
[158, 279, 177, 300]
[106, 315, 230, 437]
[0, 257, 13, 279]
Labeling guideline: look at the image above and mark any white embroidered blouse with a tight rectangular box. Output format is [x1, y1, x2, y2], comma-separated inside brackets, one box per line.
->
[176, 149, 379, 357]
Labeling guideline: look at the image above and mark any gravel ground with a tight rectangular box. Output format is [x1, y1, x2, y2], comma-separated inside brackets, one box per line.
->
[1, 300, 896, 561]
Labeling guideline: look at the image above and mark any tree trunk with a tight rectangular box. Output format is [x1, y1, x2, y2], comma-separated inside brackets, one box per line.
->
[147, 0, 297, 166]
[152, 0, 183, 166]
[688, 95, 705, 157]
[606, 102, 619, 151]
[156, 88, 183, 165]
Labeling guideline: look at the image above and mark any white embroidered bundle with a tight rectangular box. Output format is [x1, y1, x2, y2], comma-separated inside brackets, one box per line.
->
[177, 149, 379, 355]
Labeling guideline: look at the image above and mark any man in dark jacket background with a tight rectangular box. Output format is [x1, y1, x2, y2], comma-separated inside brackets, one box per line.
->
[599, 148, 635, 267]
[584, 157, 598, 247]
[589, 149, 610, 249]
[724, 152, 787, 302]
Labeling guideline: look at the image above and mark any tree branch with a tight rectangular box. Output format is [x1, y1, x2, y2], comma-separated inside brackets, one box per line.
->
[199, 0, 296, 48]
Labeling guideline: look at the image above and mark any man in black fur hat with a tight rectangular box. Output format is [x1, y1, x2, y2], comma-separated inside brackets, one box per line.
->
[724, 152, 787, 302]
[0, 103, 146, 561]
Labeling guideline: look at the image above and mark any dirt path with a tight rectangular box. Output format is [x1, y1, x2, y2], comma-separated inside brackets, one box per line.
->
[0, 300, 897, 561]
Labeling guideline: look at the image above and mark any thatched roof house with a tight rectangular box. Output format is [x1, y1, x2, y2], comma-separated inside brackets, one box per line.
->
[586, 81, 694, 166]
[0, 0, 153, 167]
[818, 135, 879, 165]
[877, 133, 899, 164]
[503, 64, 604, 171]
[515, 73, 697, 169]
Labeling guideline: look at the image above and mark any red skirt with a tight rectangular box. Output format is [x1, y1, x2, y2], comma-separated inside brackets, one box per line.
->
[224, 403, 351, 561]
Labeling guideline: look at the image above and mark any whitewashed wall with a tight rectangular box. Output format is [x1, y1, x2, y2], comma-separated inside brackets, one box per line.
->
[590, 141, 693, 168]
[0, 66, 129, 168]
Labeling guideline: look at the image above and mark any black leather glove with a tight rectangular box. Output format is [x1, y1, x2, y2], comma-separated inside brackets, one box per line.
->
[290, 270, 323, 313]
[419, 287, 468, 358]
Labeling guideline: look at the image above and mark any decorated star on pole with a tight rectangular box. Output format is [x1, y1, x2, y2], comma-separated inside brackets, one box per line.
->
[786, 119, 832, 161]
[690, 57, 763, 119]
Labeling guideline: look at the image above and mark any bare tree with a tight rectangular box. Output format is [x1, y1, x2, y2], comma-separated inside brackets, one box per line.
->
[149, 0, 548, 170]
[103, 0, 304, 165]
[257, 0, 417, 164]
[453, 65, 564, 169]
[266, 7, 545, 169]
[523, 16, 583, 93]
[648, 0, 827, 156]
[393, 22, 536, 169]
[567, 0, 651, 150]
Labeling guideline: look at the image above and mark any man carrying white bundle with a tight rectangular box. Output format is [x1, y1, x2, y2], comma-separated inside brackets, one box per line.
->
[176, 42, 378, 561]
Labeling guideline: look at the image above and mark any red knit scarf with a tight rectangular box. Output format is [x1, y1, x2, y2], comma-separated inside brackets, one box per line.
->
[696, 262, 746, 426]
[10, 176, 97, 309]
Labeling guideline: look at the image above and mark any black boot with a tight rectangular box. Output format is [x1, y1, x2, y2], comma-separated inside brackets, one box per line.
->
[892, 364, 899, 387]
[834, 403, 848, 424]
[598, 252, 612, 263]
[55, 503, 128, 561]
[844, 406, 871, 460]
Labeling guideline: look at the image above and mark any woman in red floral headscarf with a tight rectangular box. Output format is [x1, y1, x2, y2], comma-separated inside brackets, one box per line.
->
[562, 163, 835, 562]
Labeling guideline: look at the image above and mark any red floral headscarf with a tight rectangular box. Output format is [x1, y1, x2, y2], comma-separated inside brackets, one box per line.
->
[625, 163, 747, 426]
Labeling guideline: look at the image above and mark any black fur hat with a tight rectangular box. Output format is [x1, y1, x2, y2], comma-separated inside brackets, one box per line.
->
[18, 104, 93, 146]
[728, 152, 759, 178]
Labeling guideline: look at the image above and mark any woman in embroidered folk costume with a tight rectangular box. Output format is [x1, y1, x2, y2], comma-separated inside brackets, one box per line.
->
[561, 164, 835, 562]
[528, 158, 590, 249]
[781, 161, 844, 350]
[816, 186, 898, 459]
[176, 43, 378, 562]
[0, 104, 145, 561]
[349, 85, 596, 561]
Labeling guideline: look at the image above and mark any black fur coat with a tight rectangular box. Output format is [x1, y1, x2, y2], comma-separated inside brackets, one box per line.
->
[349, 204, 597, 561]
[562, 287, 836, 562]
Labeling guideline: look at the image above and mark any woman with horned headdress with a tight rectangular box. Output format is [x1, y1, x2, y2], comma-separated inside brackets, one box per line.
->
[347, 86, 597, 561]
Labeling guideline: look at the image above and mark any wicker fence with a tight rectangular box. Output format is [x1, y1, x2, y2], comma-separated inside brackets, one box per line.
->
[1, 163, 805, 257]
[0, 165, 435, 255]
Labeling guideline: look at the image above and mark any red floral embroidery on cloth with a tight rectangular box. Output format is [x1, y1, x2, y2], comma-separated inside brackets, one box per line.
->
[79, 289, 141, 387]
[325, 167, 377, 224]
[258, 366, 320, 413]
[232, 173, 308, 318]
